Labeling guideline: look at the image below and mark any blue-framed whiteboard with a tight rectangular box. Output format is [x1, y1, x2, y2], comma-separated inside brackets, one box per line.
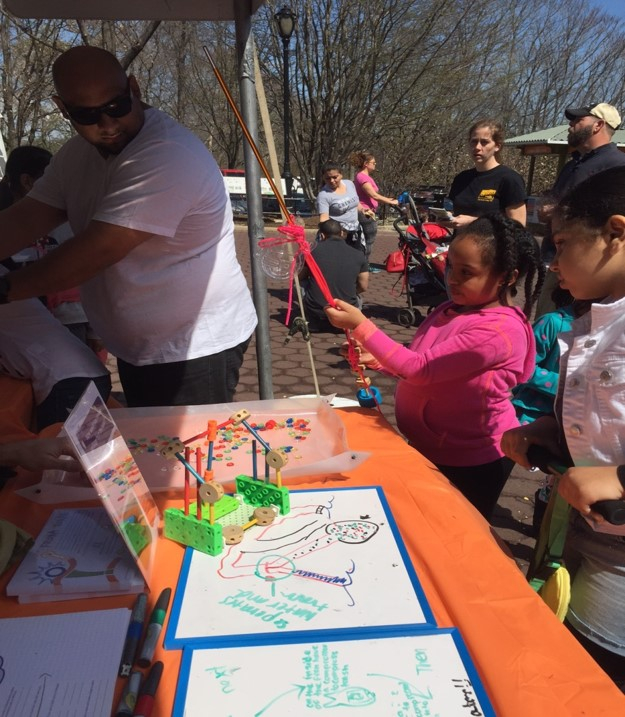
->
[172, 627, 495, 716]
[165, 486, 435, 649]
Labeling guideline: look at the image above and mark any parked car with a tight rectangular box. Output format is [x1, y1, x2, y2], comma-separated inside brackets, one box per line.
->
[291, 197, 315, 217]
[230, 195, 248, 219]
[230, 195, 316, 221]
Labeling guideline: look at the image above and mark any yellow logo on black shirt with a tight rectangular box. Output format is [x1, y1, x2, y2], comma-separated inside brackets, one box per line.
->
[478, 189, 496, 202]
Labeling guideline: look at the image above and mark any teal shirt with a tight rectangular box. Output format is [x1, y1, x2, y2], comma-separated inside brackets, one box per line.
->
[511, 306, 575, 424]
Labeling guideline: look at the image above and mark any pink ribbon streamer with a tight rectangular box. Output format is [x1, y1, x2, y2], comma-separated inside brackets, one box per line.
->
[258, 223, 381, 411]
[258, 222, 336, 325]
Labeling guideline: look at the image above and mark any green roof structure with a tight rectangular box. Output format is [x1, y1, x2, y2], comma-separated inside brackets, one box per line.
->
[505, 124, 625, 194]
[506, 124, 625, 154]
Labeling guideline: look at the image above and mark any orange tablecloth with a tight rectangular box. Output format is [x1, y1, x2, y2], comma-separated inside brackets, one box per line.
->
[1, 407, 624, 716]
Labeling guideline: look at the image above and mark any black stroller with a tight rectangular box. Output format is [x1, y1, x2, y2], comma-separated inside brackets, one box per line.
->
[389, 194, 451, 327]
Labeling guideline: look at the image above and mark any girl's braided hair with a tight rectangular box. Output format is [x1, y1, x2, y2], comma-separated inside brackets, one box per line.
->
[455, 213, 545, 316]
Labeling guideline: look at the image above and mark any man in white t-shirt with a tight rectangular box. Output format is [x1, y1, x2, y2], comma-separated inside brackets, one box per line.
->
[0, 46, 257, 407]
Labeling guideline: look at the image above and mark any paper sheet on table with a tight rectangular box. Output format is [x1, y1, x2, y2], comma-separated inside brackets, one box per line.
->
[19, 397, 369, 503]
[0, 608, 130, 717]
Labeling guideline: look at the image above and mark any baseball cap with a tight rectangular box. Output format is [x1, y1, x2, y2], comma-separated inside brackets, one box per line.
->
[565, 102, 621, 130]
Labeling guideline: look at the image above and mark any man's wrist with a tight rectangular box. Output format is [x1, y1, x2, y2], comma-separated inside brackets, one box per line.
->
[0, 275, 11, 304]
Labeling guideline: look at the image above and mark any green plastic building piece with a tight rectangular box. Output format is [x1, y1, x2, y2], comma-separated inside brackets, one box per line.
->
[235, 475, 290, 515]
[164, 507, 224, 556]
[121, 521, 151, 555]
[197, 494, 239, 521]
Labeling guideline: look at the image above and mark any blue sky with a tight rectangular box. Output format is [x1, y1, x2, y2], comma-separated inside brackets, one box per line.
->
[592, 0, 625, 20]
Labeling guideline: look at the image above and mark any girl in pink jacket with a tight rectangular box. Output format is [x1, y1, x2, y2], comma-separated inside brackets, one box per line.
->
[326, 213, 544, 519]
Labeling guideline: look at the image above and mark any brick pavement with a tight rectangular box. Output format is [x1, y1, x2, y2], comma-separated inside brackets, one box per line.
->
[108, 221, 538, 571]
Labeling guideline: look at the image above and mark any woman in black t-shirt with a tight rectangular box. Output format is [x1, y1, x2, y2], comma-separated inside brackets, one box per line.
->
[446, 120, 527, 229]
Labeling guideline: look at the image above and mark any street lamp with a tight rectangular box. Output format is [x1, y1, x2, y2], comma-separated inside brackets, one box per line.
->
[274, 6, 296, 201]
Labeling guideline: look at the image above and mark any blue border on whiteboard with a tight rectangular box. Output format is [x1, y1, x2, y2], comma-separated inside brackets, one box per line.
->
[171, 627, 496, 717]
[449, 628, 497, 717]
[164, 486, 436, 650]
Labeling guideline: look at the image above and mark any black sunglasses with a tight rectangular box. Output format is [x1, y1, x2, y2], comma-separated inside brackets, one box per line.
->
[61, 79, 133, 126]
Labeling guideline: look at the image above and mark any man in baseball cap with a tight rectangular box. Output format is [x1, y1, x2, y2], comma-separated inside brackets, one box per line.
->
[535, 100, 625, 316]
[557, 100, 625, 190]
[564, 102, 621, 131]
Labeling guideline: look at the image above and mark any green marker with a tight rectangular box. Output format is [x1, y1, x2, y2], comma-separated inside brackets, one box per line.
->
[137, 587, 171, 667]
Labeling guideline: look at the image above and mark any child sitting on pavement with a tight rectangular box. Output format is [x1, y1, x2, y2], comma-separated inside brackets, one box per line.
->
[299, 219, 369, 331]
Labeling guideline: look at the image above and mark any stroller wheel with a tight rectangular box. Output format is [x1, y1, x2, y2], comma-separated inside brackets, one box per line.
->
[397, 308, 420, 327]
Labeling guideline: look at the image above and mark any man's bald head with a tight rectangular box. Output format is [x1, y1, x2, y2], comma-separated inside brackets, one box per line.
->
[51, 46, 144, 157]
[53, 46, 126, 99]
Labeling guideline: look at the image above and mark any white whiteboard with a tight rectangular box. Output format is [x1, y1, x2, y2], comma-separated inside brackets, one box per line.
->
[166, 487, 435, 648]
[173, 629, 495, 717]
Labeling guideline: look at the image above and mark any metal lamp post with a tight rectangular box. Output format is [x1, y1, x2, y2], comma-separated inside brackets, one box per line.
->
[274, 6, 296, 201]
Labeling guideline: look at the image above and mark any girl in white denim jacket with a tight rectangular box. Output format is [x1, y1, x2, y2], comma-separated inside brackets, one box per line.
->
[502, 165, 625, 691]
